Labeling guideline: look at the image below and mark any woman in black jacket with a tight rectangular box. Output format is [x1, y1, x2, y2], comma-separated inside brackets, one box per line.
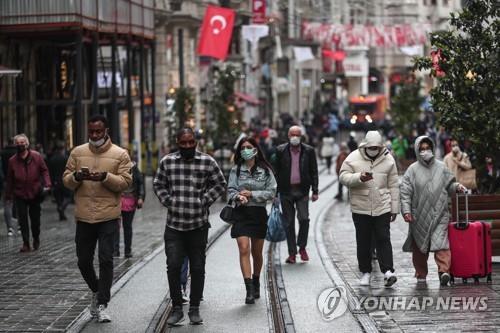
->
[114, 151, 145, 258]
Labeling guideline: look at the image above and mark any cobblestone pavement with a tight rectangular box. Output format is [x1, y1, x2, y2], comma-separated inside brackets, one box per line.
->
[322, 200, 500, 333]
[0, 180, 197, 332]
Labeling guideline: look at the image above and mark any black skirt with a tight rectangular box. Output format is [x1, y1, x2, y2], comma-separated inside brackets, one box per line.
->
[230, 206, 268, 239]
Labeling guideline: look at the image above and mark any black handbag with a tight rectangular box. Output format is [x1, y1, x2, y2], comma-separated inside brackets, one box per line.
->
[219, 199, 236, 224]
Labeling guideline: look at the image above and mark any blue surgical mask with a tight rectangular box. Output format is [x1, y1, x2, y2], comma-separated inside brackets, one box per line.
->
[241, 148, 257, 161]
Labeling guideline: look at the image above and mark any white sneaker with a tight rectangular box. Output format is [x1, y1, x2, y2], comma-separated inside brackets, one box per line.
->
[182, 289, 189, 304]
[7, 228, 14, 236]
[96, 304, 111, 323]
[89, 292, 98, 318]
[360, 273, 371, 286]
[416, 277, 427, 283]
[384, 271, 397, 287]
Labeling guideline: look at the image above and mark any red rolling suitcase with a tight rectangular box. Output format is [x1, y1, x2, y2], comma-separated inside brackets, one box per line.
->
[449, 192, 492, 284]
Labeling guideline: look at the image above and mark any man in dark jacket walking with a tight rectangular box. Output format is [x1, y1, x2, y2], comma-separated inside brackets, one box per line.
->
[48, 143, 71, 221]
[1, 138, 18, 235]
[5, 134, 51, 252]
[274, 126, 319, 264]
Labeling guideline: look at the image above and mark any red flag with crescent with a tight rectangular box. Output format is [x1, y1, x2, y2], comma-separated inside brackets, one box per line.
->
[197, 5, 236, 60]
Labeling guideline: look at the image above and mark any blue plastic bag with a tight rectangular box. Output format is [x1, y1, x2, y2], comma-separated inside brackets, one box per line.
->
[265, 200, 287, 242]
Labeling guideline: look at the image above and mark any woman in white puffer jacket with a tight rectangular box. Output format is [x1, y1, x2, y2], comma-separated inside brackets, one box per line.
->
[339, 130, 400, 287]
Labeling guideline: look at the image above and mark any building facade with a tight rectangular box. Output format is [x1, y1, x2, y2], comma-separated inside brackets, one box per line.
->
[0, 0, 156, 171]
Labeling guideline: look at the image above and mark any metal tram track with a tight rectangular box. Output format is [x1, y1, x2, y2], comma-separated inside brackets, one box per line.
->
[266, 167, 338, 333]
[147, 222, 231, 333]
[151, 164, 334, 333]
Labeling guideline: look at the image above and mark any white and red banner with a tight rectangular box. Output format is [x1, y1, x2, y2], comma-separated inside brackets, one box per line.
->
[252, 0, 266, 24]
[197, 5, 235, 60]
[303, 22, 431, 48]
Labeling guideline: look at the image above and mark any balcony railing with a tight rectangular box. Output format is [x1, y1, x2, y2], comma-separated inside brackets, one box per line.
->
[0, 0, 154, 38]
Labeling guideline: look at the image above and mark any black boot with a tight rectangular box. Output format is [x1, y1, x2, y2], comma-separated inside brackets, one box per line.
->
[244, 278, 255, 304]
[252, 275, 260, 299]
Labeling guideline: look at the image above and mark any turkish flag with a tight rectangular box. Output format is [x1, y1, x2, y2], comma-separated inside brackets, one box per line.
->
[322, 49, 346, 61]
[197, 6, 235, 60]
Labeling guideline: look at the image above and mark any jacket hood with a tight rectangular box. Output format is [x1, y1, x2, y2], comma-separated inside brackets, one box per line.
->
[358, 131, 387, 160]
[414, 135, 435, 165]
[358, 131, 384, 149]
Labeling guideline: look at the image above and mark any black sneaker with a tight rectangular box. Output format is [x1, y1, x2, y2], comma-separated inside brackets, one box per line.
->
[167, 306, 184, 326]
[124, 252, 133, 258]
[188, 306, 203, 325]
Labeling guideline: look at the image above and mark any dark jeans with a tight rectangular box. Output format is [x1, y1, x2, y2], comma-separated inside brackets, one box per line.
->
[15, 197, 41, 244]
[3, 199, 16, 231]
[337, 182, 344, 198]
[325, 157, 333, 172]
[53, 184, 71, 216]
[114, 210, 135, 255]
[164, 225, 208, 307]
[75, 220, 116, 306]
[352, 213, 394, 274]
[281, 189, 310, 256]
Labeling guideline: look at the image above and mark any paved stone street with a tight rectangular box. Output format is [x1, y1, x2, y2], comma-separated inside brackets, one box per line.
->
[0, 179, 168, 332]
[322, 199, 500, 333]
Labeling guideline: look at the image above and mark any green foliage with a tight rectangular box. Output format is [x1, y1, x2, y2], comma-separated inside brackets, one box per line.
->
[173, 87, 195, 128]
[413, 0, 500, 163]
[390, 78, 425, 138]
[209, 65, 242, 145]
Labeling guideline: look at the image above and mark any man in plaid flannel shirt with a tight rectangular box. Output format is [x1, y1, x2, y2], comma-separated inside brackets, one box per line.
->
[153, 128, 226, 326]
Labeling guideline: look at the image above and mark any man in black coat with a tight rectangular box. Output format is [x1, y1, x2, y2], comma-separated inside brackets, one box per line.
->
[48, 143, 70, 220]
[274, 126, 319, 264]
[1, 138, 18, 234]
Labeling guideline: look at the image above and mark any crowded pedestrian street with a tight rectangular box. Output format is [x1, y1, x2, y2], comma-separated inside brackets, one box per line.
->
[1, 0, 499, 332]
[1, 170, 500, 332]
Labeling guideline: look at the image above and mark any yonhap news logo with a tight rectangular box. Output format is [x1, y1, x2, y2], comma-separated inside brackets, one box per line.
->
[317, 287, 489, 321]
[317, 286, 349, 321]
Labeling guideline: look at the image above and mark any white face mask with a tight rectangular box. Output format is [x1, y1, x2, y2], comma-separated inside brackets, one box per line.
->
[290, 136, 301, 146]
[89, 137, 106, 147]
[366, 148, 380, 158]
[420, 149, 434, 162]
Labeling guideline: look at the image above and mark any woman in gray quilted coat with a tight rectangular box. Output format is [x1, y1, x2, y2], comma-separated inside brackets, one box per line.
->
[400, 136, 466, 286]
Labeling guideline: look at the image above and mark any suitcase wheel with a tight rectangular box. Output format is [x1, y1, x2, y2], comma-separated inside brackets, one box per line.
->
[487, 274, 492, 284]
[450, 275, 455, 285]
[462, 278, 468, 284]
[474, 277, 480, 284]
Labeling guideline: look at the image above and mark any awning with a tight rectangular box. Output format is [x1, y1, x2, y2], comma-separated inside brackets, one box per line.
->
[0, 65, 22, 77]
[234, 92, 261, 105]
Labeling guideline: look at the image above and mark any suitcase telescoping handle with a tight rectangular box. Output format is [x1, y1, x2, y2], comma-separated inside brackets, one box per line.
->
[455, 189, 470, 230]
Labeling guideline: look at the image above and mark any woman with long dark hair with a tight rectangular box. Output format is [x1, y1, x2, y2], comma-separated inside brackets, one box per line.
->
[227, 137, 277, 304]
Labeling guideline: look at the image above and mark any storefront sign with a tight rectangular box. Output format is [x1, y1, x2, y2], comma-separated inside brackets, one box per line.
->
[343, 55, 368, 77]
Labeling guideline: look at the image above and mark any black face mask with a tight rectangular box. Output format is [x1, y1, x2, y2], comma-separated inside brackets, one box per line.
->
[16, 145, 27, 153]
[179, 147, 196, 160]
